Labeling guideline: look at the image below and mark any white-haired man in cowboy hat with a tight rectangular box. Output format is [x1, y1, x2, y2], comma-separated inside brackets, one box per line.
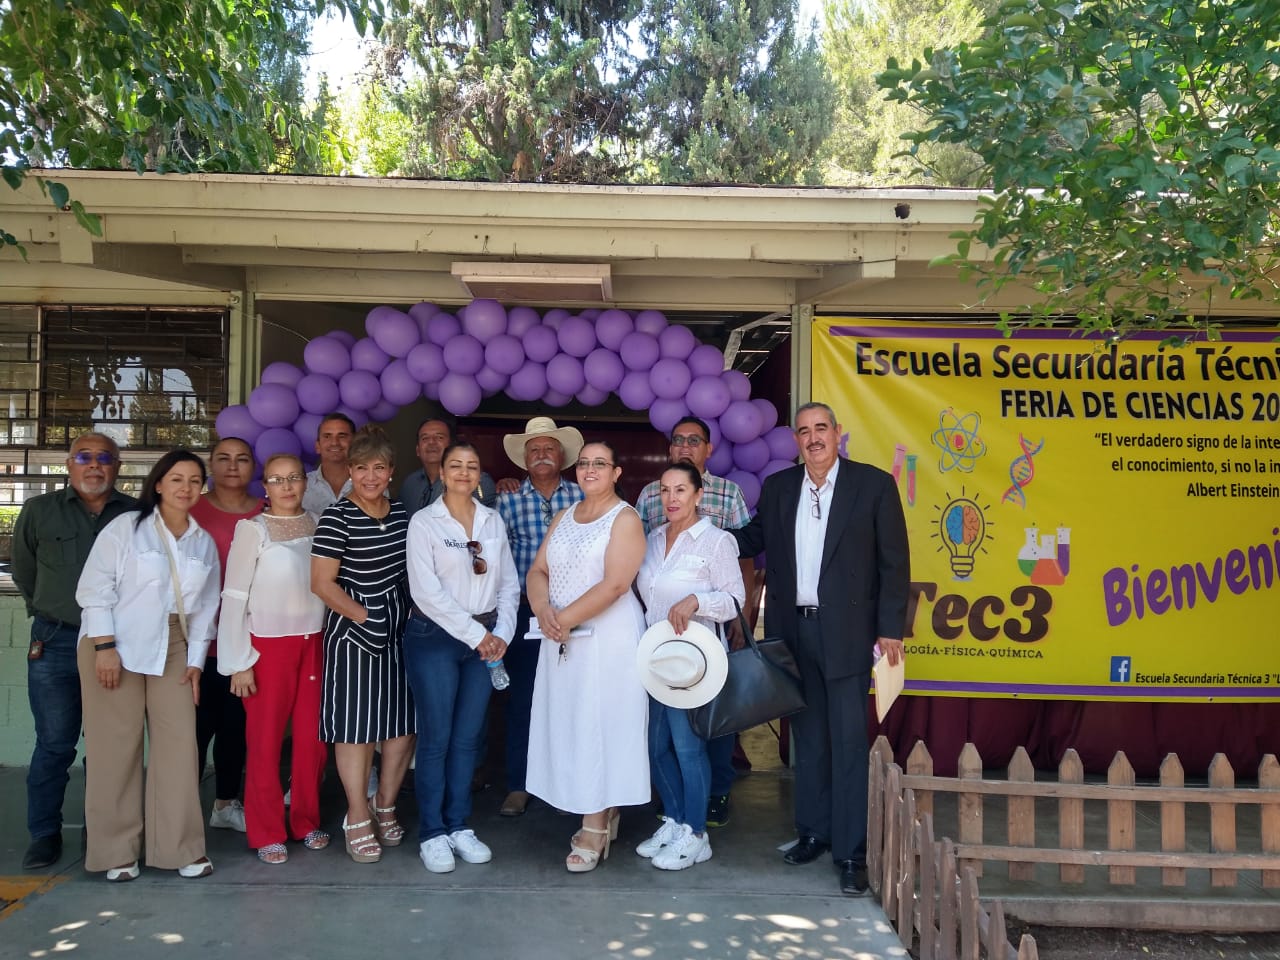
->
[494, 417, 585, 817]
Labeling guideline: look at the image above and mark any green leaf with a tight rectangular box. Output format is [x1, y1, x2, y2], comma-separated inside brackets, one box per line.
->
[47, 181, 70, 208]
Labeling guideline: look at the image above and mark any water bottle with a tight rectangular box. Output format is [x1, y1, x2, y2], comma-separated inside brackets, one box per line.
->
[487, 659, 511, 690]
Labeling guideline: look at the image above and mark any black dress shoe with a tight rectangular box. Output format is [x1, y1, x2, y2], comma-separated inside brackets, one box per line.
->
[23, 833, 63, 870]
[838, 859, 870, 896]
[783, 836, 830, 865]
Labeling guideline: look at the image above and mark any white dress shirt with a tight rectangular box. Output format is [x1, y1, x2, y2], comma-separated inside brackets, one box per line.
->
[216, 513, 327, 674]
[76, 511, 221, 673]
[794, 458, 839, 607]
[407, 499, 519, 649]
[637, 517, 746, 639]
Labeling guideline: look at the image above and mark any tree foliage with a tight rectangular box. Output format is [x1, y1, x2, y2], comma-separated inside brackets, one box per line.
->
[821, 0, 993, 186]
[0, 0, 395, 252]
[879, 0, 1280, 337]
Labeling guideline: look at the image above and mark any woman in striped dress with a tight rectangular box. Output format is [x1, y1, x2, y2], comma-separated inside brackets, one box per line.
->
[310, 425, 416, 863]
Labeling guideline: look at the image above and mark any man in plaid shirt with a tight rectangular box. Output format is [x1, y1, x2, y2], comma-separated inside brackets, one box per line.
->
[634, 415, 755, 828]
[495, 417, 584, 818]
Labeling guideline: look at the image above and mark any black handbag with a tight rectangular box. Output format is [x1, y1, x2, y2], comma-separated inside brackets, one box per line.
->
[688, 600, 806, 740]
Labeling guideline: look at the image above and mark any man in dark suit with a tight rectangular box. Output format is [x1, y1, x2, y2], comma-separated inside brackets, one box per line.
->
[733, 401, 909, 896]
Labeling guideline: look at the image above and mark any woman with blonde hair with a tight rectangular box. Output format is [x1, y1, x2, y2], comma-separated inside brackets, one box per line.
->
[311, 425, 415, 863]
[218, 452, 328, 863]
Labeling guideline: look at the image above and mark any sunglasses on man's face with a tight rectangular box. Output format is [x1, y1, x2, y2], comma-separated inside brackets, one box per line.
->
[70, 451, 116, 466]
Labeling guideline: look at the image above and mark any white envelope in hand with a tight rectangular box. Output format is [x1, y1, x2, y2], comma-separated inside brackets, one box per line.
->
[872, 654, 905, 722]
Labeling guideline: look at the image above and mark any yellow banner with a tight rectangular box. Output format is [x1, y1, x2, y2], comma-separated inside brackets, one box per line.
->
[813, 320, 1280, 702]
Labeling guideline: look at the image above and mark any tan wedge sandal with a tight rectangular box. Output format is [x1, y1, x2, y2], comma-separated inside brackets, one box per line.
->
[369, 800, 404, 847]
[343, 815, 382, 863]
[566, 825, 611, 873]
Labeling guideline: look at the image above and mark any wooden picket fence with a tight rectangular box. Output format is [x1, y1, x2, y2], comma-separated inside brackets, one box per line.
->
[868, 737, 1280, 933]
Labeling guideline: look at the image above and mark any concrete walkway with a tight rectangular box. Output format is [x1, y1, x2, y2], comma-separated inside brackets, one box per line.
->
[0, 753, 908, 960]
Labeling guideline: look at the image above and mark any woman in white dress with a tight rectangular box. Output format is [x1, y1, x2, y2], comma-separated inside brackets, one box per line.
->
[526, 440, 649, 872]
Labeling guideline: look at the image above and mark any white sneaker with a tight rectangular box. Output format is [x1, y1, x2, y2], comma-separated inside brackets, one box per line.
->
[636, 816, 683, 859]
[209, 800, 246, 832]
[652, 824, 712, 871]
[420, 836, 456, 873]
[448, 829, 492, 864]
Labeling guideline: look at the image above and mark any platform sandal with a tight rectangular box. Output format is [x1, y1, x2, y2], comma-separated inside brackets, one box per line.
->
[342, 815, 382, 863]
[566, 825, 611, 873]
[369, 800, 404, 847]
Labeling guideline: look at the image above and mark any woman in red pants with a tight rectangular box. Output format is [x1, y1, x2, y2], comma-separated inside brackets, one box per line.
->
[216, 453, 328, 863]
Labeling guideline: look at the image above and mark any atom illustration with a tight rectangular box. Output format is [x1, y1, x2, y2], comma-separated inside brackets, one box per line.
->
[932, 407, 987, 473]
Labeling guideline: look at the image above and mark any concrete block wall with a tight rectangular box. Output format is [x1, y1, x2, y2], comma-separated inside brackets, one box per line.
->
[0, 592, 36, 766]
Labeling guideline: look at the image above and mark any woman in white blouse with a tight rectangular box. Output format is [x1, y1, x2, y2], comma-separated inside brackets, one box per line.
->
[76, 449, 221, 881]
[217, 453, 329, 864]
[634, 461, 745, 871]
[405, 440, 518, 874]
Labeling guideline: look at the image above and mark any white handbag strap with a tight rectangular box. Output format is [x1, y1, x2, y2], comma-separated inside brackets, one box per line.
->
[155, 514, 190, 641]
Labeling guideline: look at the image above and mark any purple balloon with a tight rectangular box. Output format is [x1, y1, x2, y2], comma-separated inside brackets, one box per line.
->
[303, 336, 351, 379]
[339, 369, 382, 411]
[507, 361, 548, 402]
[687, 343, 726, 377]
[706, 441, 734, 475]
[464, 299, 508, 340]
[484, 334, 525, 375]
[351, 337, 392, 374]
[619, 331, 660, 372]
[649, 398, 689, 435]
[658, 324, 697, 360]
[576, 384, 608, 406]
[542, 308, 570, 328]
[583, 348, 625, 393]
[542, 390, 571, 407]
[764, 425, 799, 461]
[328, 330, 357, 349]
[260, 362, 304, 388]
[686, 375, 732, 420]
[409, 301, 441, 338]
[557, 315, 597, 358]
[507, 306, 541, 337]
[719, 399, 764, 444]
[761, 458, 794, 479]
[595, 309, 634, 351]
[296, 373, 340, 415]
[423, 380, 440, 400]
[649, 358, 692, 400]
[546, 354, 586, 396]
[292, 412, 323, 452]
[732, 437, 770, 473]
[247, 382, 300, 429]
[380, 359, 421, 406]
[522, 325, 560, 364]
[335, 405, 368, 429]
[215, 404, 265, 445]
[706, 418, 722, 448]
[442, 334, 485, 376]
[426, 312, 462, 346]
[439, 372, 482, 416]
[722, 368, 752, 402]
[254, 427, 302, 466]
[476, 366, 509, 396]
[727, 470, 761, 512]
[367, 399, 399, 422]
[406, 342, 447, 383]
[751, 398, 780, 433]
[633, 310, 668, 336]
[366, 306, 419, 358]
[618, 370, 656, 411]
[579, 308, 601, 320]
[247, 479, 266, 499]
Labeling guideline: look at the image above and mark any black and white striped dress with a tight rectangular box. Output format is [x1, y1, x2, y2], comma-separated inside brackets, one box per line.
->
[312, 498, 415, 744]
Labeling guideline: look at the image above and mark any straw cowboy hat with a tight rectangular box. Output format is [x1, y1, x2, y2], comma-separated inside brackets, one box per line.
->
[635, 620, 729, 709]
[502, 416, 584, 471]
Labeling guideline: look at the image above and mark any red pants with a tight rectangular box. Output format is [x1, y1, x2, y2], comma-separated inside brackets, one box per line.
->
[242, 632, 327, 849]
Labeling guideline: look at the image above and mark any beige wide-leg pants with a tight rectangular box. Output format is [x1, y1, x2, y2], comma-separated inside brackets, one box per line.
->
[78, 616, 206, 872]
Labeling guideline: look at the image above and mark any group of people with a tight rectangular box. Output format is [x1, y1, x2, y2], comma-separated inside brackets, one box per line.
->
[15, 398, 908, 897]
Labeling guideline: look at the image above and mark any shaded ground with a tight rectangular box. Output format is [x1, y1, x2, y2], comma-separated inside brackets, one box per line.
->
[1012, 924, 1280, 959]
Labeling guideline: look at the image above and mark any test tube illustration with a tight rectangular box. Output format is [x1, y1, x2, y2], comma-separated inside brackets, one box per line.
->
[904, 454, 917, 506]
[891, 443, 907, 483]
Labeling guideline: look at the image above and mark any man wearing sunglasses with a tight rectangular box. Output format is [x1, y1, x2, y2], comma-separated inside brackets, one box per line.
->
[634, 415, 753, 828]
[12, 433, 136, 870]
[494, 417, 585, 817]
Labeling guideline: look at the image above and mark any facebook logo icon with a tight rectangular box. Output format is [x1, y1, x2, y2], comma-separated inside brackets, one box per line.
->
[1110, 656, 1132, 683]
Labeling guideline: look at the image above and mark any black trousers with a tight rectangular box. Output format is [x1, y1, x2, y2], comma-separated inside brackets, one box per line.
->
[790, 616, 870, 864]
[196, 655, 247, 801]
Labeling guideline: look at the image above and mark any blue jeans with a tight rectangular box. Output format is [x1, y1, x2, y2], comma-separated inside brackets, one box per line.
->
[708, 733, 736, 797]
[648, 699, 711, 833]
[27, 617, 83, 840]
[503, 599, 539, 792]
[403, 614, 492, 841]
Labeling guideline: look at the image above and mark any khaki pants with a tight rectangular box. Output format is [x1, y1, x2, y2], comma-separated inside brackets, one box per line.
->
[78, 616, 206, 872]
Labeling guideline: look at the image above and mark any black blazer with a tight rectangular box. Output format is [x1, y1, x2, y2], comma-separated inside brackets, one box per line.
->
[734, 458, 910, 679]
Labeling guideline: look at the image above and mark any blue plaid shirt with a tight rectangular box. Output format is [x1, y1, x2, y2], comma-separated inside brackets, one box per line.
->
[635, 471, 751, 534]
[497, 477, 584, 587]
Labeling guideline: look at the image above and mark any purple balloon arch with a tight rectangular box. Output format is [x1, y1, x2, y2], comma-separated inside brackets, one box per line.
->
[217, 300, 795, 510]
